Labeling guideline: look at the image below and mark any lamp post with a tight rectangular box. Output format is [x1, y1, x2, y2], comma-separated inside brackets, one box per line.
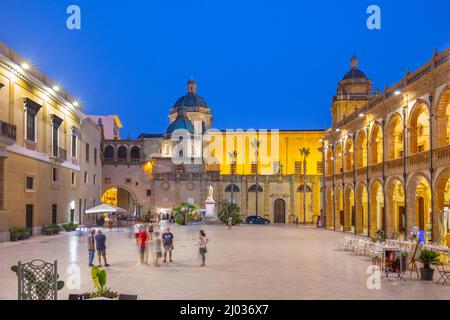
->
[251, 140, 261, 216]
[229, 151, 238, 205]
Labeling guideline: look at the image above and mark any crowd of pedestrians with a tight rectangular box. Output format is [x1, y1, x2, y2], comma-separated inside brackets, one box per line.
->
[86, 220, 209, 268]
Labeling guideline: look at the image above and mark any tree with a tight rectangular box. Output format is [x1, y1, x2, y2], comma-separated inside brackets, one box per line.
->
[251, 139, 261, 216]
[218, 201, 242, 225]
[173, 202, 199, 225]
[299, 147, 311, 224]
[228, 151, 239, 204]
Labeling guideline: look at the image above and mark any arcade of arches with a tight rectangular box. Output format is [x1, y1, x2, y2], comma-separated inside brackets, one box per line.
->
[323, 48, 450, 243]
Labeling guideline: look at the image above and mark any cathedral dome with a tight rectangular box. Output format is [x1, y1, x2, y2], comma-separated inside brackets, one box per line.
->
[172, 79, 208, 109]
[343, 69, 368, 80]
[342, 55, 368, 80]
[166, 107, 195, 134]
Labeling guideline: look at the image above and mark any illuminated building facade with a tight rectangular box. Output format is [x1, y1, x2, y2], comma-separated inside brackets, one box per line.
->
[0, 42, 102, 241]
[101, 80, 325, 223]
[322, 48, 450, 242]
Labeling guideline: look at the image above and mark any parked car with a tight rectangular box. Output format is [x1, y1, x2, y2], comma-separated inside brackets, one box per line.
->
[246, 215, 270, 225]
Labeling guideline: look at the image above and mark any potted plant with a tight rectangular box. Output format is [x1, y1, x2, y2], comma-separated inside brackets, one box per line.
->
[62, 222, 78, 232]
[9, 228, 18, 241]
[83, 266, 119, 300]
[10, 227, 31, 241]
[418, 249, 440, 281]
[42, 224, 60, 236]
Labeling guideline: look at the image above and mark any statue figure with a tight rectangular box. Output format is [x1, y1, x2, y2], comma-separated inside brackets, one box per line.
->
[207, 185, 214, 201]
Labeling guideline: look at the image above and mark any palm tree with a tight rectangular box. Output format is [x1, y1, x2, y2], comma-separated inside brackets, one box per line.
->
[251, 140, 261, 216]
[299, 147, 311, 224]
[173, 202, 199, 225]
[228, 151, 239, 205]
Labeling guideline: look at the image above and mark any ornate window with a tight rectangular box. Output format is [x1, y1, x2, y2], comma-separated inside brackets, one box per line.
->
[104, 145, 114, 159]
[24, 98, 42, 142]
[51, 115, 63, 157]
[130, 146, 140, 159]
[297, 185, 312, 193]
[248, 184, 263, 192]
[225, 184, 240, 192]
[118, 146, 127, 159]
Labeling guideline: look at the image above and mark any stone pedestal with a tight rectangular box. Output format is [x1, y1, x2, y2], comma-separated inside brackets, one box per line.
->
[203, 199, 219, 224]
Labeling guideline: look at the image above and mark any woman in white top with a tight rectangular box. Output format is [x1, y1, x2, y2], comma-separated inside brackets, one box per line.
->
[198, 230, 208, 267]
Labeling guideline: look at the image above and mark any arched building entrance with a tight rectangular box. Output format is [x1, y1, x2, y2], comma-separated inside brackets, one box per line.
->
[102, 186, 138, 214]
[274, 199, 286, 223]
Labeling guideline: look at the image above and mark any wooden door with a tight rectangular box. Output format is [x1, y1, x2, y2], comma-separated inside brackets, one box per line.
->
[274, 199, 286, 223]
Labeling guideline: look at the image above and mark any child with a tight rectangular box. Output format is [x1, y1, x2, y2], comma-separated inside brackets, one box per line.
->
[153, 231, 162, 266]
[198, 230, 208, 267]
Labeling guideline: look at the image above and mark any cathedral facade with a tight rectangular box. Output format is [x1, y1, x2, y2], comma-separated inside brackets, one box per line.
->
[100, 80, 324, 224]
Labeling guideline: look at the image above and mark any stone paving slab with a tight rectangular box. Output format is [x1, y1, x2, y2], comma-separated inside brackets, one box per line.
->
[0, 225, 449, 300]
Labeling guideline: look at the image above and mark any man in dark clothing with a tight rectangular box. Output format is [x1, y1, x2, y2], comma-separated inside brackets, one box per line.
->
[94, 230, 110, 267]
[162, 228, 174, 263]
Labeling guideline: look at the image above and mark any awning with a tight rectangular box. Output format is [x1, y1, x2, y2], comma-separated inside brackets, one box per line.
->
[84, 203, 128, 214]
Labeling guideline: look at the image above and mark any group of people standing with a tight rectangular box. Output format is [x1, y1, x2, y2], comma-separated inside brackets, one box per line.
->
[134, 223, 209, 267]
[87, 229, 110, 267]
[86, 222, 209, 268]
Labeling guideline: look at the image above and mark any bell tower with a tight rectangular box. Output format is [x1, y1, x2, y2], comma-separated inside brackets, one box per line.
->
[331, 55, 373, 125]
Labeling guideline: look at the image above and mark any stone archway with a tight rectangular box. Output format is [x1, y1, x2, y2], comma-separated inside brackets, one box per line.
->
[433, 167, 450, 243]
[386, 113, 404, 160]
[406, 173, 432, 240]
[355, 130, 367, 168]
[344, 185, 355, 232]
[335, 187, 344, 231]
[102, 185, 138, 213]
[435, 85, 450, 147]
[370, 123, 383, 165]
[274, 199, 286, 223]
[326, 188, 334, 229]
[355, 183, 368, 235]
[369, 180, 384, 236]
[409, 101, 430, 154]
[385, 177, 405, 237]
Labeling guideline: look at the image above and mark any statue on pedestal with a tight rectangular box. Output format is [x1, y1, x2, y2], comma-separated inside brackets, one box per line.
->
[207, 185, 214, 202]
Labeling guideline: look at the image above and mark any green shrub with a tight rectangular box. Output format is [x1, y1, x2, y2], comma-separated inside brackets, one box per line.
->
[62, 223, 78, 231]
[418, 249, 440, 269]
[218, 201, 242, 225]
[9, 227, 29, 234]
[173, 202, 199, 225]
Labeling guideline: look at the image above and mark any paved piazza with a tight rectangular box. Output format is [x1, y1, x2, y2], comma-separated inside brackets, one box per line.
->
[0, 225, 449, 300]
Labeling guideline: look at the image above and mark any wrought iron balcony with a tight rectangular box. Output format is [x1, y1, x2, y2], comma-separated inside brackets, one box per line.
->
[50, 147, 67, 163]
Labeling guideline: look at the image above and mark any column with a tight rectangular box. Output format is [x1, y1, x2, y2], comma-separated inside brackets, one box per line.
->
[0, 156, 5, 210]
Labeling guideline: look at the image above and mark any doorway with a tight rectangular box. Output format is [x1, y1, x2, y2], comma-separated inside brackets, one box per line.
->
[274, 199, 286, 223]
[26, 204, 33, 235]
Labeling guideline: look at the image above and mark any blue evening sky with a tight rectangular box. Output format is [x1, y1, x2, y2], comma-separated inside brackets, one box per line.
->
[0, 0, 449, 138]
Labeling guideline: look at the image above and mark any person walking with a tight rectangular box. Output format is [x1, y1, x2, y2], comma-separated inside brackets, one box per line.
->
[87, 229, 96, 267]
[153, 231, 162, 266]
[198, 230, 208, 267]
[137, 226, 148, 265]
[162, 227, 174, 263]
[227, 216, 233, 230]
[95, 229, 110, 267]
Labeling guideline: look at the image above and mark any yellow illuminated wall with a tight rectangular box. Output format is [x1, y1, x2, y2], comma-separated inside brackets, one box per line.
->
[102, 187, 118, 206]
[204, 130, 324, 175]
